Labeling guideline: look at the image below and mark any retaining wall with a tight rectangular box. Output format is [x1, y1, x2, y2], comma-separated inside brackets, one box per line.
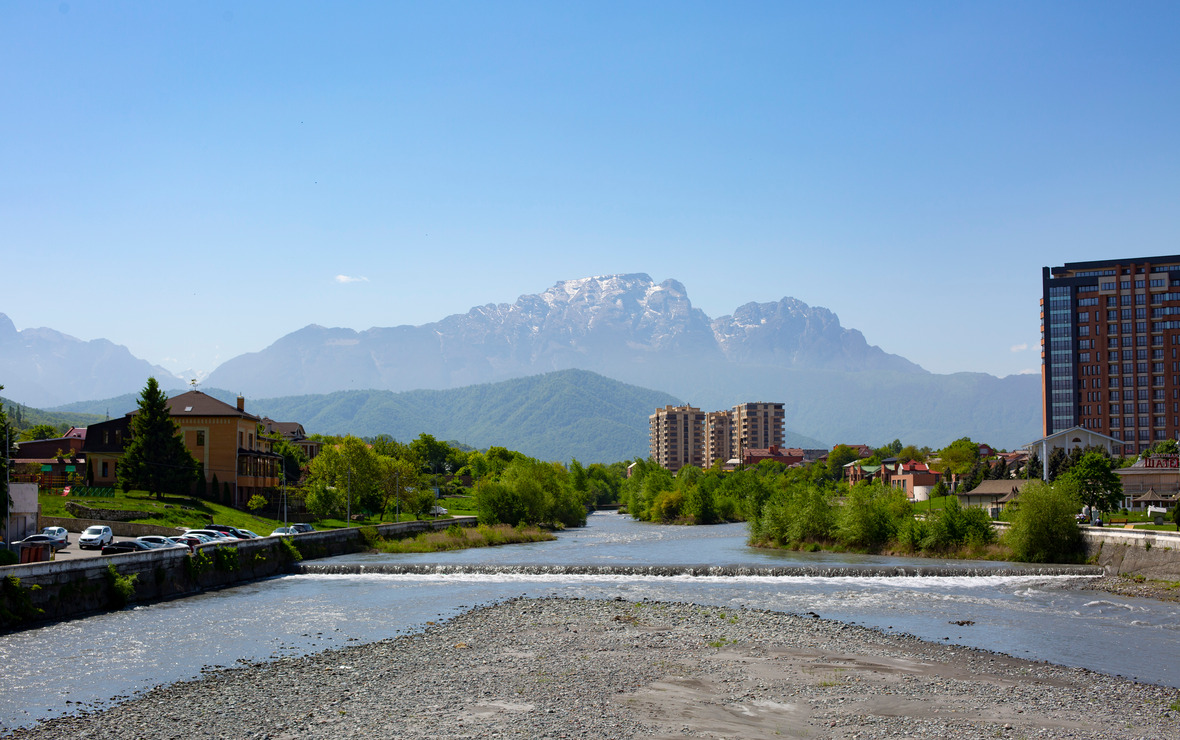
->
[39, 515, 185, 538]
[0, 518, 474, 631]
[1081, 526, 1180, 580]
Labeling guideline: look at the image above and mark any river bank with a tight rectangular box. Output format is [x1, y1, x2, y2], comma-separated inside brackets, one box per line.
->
[9, 597, 1178, 739]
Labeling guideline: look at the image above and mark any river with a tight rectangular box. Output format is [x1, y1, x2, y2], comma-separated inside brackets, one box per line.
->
[1, 511, 1177, 732]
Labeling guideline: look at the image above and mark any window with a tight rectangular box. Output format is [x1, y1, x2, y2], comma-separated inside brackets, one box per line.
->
[1077, 312, 1089, 323]
[1121, 281, 1131, 290]
[196, 430, 205, 446]
[1136, 280, 1145, 289]
[101, 461, 109, 478]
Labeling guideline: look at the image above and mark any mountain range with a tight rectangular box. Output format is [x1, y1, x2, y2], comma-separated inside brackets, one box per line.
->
[2, 274, 1042, 449]
[51, 371, 825, 464]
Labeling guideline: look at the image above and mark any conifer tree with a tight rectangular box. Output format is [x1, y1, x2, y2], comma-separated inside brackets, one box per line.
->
[118, 378, 197, 500]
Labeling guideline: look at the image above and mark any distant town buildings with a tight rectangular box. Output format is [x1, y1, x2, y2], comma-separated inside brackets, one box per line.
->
[1042, 254, 1180, 456]
[650, 402, 784, 473]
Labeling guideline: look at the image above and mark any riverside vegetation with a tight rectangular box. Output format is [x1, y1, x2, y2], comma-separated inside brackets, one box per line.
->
[623, 456, 1098, 563]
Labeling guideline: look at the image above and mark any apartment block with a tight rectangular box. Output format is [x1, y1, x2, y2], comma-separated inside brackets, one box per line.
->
[649, 405, 706, 473]
[1042, 255, 1180, 455]
[732, 402, 785, 455]
[652, 401, 785, 472]
[704, 410, 733, 467]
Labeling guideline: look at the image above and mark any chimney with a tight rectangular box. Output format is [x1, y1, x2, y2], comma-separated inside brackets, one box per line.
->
[236, 395, 245, 412]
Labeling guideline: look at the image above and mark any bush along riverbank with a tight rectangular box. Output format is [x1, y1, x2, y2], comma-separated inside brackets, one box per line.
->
[748, 479, 1094, 564]
[361, 523, 555, 554]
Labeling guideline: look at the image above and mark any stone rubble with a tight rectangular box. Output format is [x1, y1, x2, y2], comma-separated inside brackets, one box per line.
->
[9, 596, 1178, 739]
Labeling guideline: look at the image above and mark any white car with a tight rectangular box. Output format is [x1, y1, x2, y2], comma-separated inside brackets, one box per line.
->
[184, 529, 239, 542]
[78, 525, 113, 550]
[136, 535, 186, 549]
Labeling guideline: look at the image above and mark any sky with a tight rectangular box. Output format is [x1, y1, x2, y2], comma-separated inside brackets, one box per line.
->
[3, 1, 1179, 380]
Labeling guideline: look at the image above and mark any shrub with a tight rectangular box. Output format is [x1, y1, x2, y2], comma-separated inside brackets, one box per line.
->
[837, 483, 909, 550]
[105, 563, 138, 608]
[1004, 481, 1084, 563]
[0, 549, 17, 567]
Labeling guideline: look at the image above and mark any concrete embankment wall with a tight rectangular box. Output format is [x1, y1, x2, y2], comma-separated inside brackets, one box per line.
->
[0, 518, 473, 631]
[1081, 526, 1180, 580]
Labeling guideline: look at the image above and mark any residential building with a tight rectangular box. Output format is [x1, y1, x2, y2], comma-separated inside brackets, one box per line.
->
[1042, 254, 1180, 455]
[732, 402, 785, 456]
[651, 402, 786, 473]
[703, 410, 733, 468]
[741, 445, 803, 468]
[649, 405, 706, 473]
[83, 391, 282, 507]
[261, 417, 322, 462]
[887, 460, 942, 500]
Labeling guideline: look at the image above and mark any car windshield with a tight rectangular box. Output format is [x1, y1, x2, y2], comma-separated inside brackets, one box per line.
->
[84, 527, 104, 535]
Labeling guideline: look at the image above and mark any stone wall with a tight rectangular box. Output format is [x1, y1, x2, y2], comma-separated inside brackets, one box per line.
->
[40, 515, 184, 538]
[0, 518, 474, 630]
[1082, 527, 1180, 580]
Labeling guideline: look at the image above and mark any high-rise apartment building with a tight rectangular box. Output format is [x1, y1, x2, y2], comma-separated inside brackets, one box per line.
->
[1042, 255, 1180, 455]
[649, 405, 705, 473]
[732, 402, 785, 454]
[704, 410, 733, 467]
[651, 402, 786, 472]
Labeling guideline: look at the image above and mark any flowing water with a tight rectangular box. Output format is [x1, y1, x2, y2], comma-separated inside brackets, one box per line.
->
[1, 512, 1177, 732]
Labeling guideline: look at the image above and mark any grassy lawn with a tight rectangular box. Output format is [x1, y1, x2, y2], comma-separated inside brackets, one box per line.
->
[42, 489, 467, 533]
[42, 489, 292, 534]
[911, 495, 959, 513]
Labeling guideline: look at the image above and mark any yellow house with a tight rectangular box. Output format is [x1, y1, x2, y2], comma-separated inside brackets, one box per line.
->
[83, 390, 281, 507]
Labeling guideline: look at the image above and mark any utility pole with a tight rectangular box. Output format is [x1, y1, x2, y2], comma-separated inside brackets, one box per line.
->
[346, 466, 351, 524]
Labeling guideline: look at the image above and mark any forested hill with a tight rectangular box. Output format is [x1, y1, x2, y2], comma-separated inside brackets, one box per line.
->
[50, 370, 826, 464]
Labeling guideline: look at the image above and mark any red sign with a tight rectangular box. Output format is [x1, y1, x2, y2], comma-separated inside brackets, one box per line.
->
[1144, 454, 1180, 469]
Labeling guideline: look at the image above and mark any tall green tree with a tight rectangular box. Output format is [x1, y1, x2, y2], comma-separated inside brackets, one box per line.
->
[18, 423, 59, 442]
[1062, 451, 1123, 514]
[118, 377, 198, 500]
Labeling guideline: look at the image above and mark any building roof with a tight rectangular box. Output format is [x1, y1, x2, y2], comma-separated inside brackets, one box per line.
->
[1131, 488, 1177, 504]
[162, 391, 259, 420]
[1020, 427, 1121, 452]
[261, 418, 306, 440]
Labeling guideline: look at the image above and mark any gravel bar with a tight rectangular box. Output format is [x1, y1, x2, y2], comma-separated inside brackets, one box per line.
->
[9, 596, 1178, 739]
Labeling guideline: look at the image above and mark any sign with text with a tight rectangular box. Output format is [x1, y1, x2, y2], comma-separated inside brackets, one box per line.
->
[1144, 454, 1180, 469]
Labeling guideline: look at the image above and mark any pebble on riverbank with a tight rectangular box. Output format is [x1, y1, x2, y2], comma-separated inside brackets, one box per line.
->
[8, 597, 1178, 739]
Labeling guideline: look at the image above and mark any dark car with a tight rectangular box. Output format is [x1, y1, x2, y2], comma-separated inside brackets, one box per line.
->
[289, 523, 315, 534]
[101, 540, 157, 555]
[207, 524, 251, 539]
[18, 533, 68, 551]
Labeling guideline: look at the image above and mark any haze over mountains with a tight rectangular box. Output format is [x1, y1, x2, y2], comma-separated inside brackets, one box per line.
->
[2, 274, 1041, 450]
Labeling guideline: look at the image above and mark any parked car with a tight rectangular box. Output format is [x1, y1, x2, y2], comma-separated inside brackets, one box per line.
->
[235, 529, 262, 539]
[269, 526, 296, 536]
[173, 533, 214, 549]
[136, 536, 186, 549]
[289, 523, 314, 534]
[18, 533, 67, 551]
[430, 506, 448, 516]
[184, 529, 239, 542]
[102, 540, 156, 555]
[78, 525, 114, 550]
[41, 526, 70, 548]
[206, 524, 251, 539]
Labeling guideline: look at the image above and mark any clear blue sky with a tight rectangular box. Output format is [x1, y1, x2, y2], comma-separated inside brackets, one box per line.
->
[3, 1, 1178, 379]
